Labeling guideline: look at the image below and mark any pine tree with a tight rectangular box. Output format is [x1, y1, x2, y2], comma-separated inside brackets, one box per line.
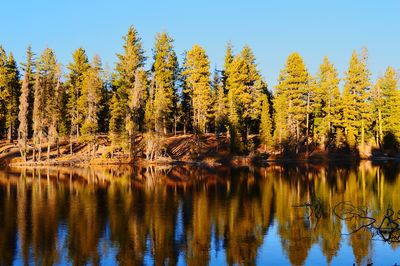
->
[20, 45, 36, 138]
[152, 32, 178, 135]
[18, 72, 29, 161]
[57, 81, 69, 137]
[32, 70, 43, 161]
[98, 64, 111, 133]
[182, 45, 211, 133]
[144, 78, 155, 132]
[211, 70, 227, 135]
[0, 53, 20, 141]
[79, 55, 104, 154]
[126, 68, 148, 157]
[342, 50, 371, 148]
[222, 42, 234, 88]
[50, 65, 65, 157]
[314, 56, 341, 147]
[66, 47, 90, 139]
[180, 54, 192, 134]
[109, 26, 145, 152]
[226, 46, 266, 151]
[127, 69, 148, 129]
[372, 66, 400, 143]
[33, 48, 60, 161]
[274, 53, 310, 147]
[0, 46, 6, 136]
[273, 86, 289, 144]
[260, 94, 273, 151]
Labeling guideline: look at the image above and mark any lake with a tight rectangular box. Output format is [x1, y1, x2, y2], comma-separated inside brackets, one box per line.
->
[0, 162, 399, 265]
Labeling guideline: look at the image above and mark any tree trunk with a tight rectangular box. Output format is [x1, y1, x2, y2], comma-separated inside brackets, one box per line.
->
[47, 140, 51, 161]
[361, 118, 365, 152]
[163, 117, 167, 135]
[70, 135, 73, 155]
[8, 124, 12, 143]
[38, 135, 42, 162]
[378, 108, 383, 146]
[33, 137, 36, 162]
[306, 95, 310, 156]
[174, 117, 177, 136]
[57, 138, 60, 157]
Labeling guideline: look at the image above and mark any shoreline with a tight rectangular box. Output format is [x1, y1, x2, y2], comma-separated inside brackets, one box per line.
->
[5, 154, 400, 168]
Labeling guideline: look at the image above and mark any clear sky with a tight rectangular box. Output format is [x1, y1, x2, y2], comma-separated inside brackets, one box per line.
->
[1, 0, 399, 88]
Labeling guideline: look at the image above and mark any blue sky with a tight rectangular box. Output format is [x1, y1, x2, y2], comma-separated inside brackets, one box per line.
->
[1, 0, 399, 88]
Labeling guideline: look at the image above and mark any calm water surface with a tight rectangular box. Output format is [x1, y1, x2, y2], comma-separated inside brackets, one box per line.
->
[0, 162, 400, 265]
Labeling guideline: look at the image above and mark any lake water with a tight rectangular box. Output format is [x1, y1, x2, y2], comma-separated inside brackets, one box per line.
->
[0, 162, 399, 265]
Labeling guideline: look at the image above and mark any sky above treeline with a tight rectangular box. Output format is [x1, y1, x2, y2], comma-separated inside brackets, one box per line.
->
[1, 0, 399, 88]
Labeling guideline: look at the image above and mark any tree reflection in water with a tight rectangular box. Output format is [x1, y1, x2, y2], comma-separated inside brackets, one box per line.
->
[0, 161, 399, 265]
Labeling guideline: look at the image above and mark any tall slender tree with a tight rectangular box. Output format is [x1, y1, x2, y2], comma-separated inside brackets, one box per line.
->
[274, 53, 310, 149]
[18, 73, 29, 161]
[109, 26, 145, 152]
[342, 50, 371, 148]
[66, 48, 90, 139]
[126, 68, 148, 157]
[226, 46, 266, 151]
[372, 66, 400, 143]
[211, 70, 227, 135]
[79, 55, 104, 154]
[152, 32, 178, 135]
[32, 69, 43, 161]
[33, 48, 60, 161]
[223, 42, 234, 88]
[182, 45, 211, 133]
[314, 56, 341, 147]
[180, 54, 192, 134]
[0, 46, 6, 136]
[20, 45, 36, 138]
[0, 53, 20, 141]
[260, 94, 273, 151]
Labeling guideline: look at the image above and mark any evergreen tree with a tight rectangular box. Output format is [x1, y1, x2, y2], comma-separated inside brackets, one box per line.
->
[0, 52, 20, 141]
[98, 64, 111, 133]
[260, 94, 273, 151]
[20, 45, 36, 138]
[0, 46, 6, 136]
[57, 81, 69, 137]
[342, 50, 371, 148]
[33, 48, 60, 161]
[79, 55, 104, 153]
[180, 54, 192, 134]
[126, 68, 148, 157]
[109, 26, 145, 151]
[32, 70, 43, 161]
[18, 72, 29, 161]
[66, 47, 90, 138]
[314, 56, 341, 147]
[372, 66, 400, 143]
[152, 32, 178, 135]
[129, 69, 148, 131]
[226, 46, 265, 151]
[274, 53, 310, 147]
[182, 45, 211, 133]
[144, 78, 155, 132]
[211, 70, 227, 135]
[222, 42, 234, 88]
[51, 65, 66, 156]
[273, 86, 289, 144]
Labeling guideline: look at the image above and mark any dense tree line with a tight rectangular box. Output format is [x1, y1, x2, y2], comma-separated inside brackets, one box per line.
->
[0, 26, 399, 159]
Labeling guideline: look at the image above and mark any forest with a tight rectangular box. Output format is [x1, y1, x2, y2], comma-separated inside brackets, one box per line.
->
[0, 25, 399, 163]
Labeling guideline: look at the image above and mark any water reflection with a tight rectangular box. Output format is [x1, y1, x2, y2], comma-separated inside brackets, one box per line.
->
[0, 162, 399, 265]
